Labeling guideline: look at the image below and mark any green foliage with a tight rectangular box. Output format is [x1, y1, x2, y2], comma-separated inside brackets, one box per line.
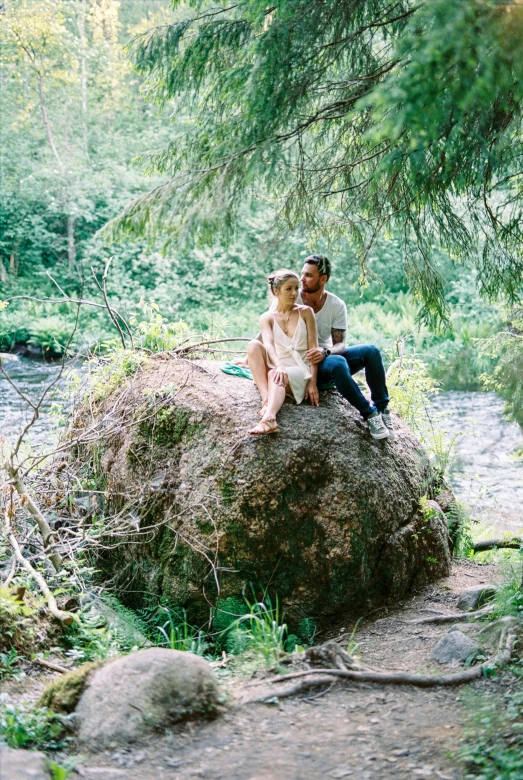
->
[491, 553, 523, 618]
[62, 600, 133, 663]
[130, 301, 190, 352]
[446, 502, 475, 558]
[114, 0, 523, 318]
[47, 761, 75, 780]
[217, 593, 287, 668]
[481, 307, 523, 429]
[0, 648, 22, 681]
[0, 587, 36, 653]
[0, 694, 66, 751]
[136, 599, 207, 654]
[388, 354, 461, 482]
[460, 686, 523, 780]
[85, 347, 146, 403]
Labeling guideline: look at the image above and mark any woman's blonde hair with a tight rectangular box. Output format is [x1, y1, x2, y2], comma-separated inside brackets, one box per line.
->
[267, 268, 299, 296]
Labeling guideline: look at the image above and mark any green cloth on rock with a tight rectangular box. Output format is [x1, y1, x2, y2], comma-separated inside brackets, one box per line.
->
[221, 362, 253, 380]
[221, 361, 336, 391]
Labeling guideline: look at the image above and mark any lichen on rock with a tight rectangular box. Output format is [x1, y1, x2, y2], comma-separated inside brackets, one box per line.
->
[66, 357, 451, 622]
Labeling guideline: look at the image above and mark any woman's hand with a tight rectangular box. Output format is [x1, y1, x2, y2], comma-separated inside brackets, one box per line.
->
[305, 380, 319, 407]
[272, 367, 288, 386]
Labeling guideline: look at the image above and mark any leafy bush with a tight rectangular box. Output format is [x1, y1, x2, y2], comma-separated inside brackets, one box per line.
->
[481, 307, 523, 429]
[0, 587, 36, 653]
[0, 694, 66, 751]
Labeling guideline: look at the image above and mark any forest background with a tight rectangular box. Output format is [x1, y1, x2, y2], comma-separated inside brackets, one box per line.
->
[0, 0, 521, 426]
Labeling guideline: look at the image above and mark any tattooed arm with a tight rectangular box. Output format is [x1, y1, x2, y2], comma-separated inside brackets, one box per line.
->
[330, 328, 346, 355]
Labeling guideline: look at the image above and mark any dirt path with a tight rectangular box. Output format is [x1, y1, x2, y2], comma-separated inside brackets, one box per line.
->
[2, 559, 502, 780]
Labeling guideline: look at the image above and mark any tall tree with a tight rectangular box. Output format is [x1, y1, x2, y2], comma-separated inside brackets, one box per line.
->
[110, 0, 523, 320]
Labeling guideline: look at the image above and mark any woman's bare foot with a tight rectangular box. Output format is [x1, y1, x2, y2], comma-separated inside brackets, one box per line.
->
[248, 417, 279, 435]
[258, 400, 268, 418]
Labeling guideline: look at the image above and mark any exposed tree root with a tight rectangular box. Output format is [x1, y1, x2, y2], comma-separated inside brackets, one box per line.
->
[413, 604, 495, 624]
[247, 627, 519, 702]
[473, 538, 522, 552]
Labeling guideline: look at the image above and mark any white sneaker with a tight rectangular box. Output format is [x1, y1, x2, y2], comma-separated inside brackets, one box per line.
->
[380, 408, 396, 439]
[366, 411, 389, 440]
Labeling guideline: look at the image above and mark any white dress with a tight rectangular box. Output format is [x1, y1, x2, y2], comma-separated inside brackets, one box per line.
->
[268, 314, 312, 404]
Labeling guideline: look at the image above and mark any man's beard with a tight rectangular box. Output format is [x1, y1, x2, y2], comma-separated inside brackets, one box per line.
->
[301, 282, 321, 294]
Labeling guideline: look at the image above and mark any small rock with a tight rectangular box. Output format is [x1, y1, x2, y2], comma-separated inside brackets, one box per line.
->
[75, 648, 221, 747]
[457, 586, 497, 612]
[329, 769, 353, 778]
[431, 630, 480, 664]
[0, 745, 50, 779]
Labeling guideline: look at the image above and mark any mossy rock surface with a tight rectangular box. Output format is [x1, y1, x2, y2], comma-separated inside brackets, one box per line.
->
[38, 660, 105, 713]
[67, 358, 451, 622]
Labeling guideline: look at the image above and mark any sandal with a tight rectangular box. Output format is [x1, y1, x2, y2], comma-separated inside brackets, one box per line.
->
[249, 417, 279, 436]
[258, 400, 268, 418]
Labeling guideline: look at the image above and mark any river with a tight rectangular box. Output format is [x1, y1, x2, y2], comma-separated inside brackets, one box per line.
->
[1, 357, 522, 536]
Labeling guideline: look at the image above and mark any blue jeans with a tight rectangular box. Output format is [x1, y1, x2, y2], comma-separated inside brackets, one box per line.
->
[317, 345, 389, 419]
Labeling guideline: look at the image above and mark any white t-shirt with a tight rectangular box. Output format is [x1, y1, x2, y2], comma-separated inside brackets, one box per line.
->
[268, 291, 347, 349]
[314, 292, 348, 349]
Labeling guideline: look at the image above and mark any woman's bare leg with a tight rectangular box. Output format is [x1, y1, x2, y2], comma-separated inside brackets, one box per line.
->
[264, 369, 287, 420]
[247, 339, 269, 404]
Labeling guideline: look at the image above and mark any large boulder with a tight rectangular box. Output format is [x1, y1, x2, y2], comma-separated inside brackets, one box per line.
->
[74, 649, 220, 746]
[68, 358, 451, 621]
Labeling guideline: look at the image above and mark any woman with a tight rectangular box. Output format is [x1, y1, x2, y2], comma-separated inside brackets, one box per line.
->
[248, 269, 319, 435]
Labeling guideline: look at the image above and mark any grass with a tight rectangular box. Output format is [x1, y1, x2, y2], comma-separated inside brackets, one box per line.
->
[460, 684, 523, 780]
[458, 548, 523, 779]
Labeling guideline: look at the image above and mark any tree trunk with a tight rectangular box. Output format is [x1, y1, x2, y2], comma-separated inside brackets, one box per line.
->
[9, 252, 17, 275]
[67, 214, 76, 271]
[0, 257, 7, 284]
[78, 0, 89, 155]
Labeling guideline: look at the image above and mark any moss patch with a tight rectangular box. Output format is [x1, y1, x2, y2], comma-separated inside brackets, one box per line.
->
[38, 660, 106, 713]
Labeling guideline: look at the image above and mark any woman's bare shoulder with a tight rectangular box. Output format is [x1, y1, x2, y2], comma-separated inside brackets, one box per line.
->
[299, 304, 315, 318]
[259, 310, 274, 326]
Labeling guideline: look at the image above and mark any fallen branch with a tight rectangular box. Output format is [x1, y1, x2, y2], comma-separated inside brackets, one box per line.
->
[473, 538, 523, 552]
[171, 337, 251, 355]
[32, 658, 70, 674]
[246, 626, 518, 698]
[2, 443, 62, 572]
[4, 507, 78, 626]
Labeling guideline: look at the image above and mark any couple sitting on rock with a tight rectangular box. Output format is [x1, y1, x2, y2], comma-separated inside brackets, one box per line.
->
[247, 254, 394, 440]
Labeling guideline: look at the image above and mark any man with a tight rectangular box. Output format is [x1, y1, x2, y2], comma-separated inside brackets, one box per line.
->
[247, 254, 393, 439]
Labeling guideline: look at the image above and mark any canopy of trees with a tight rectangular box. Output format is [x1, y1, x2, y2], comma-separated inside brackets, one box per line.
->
[111, 0, 523, 320]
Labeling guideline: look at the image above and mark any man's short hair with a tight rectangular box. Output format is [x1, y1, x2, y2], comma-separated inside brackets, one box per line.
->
[303, 254, 331, 280]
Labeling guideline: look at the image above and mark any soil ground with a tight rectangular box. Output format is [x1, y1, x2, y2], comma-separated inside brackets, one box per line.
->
[2, 558, 505, 780]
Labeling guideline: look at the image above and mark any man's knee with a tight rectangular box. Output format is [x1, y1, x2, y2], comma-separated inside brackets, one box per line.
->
[361, 344, 383, 365]
[328, 355, 350, 376]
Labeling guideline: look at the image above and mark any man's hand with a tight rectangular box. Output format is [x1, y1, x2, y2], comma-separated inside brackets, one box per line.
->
[306, 347, 326, 364]
[305, 380, 319, 406]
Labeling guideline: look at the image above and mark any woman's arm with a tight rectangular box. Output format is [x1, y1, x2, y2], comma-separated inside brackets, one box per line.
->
[260, 312, 287, 386]
[302, 307, 319, 406]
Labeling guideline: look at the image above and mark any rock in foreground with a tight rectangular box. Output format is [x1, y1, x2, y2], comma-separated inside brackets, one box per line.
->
[69, 358, 451, 620]
[75, 649, 220, 746]
[0, 745, 49, 779]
